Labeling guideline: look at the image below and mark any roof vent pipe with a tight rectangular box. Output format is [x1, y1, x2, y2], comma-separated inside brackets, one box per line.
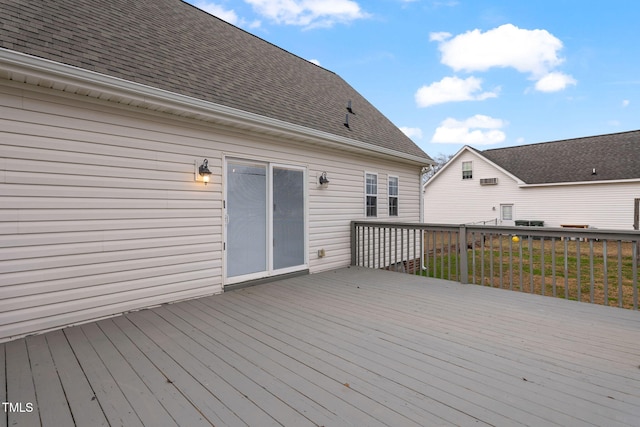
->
[592, 168, 597, 175]
[347, 100, 354, 114]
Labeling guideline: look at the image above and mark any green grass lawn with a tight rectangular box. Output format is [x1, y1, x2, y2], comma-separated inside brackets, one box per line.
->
[422, 236, 638, 309]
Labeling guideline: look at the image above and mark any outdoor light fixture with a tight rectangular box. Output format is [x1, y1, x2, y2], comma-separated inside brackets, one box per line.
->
[319, 171, 330, 187]
[197, 158, 212, 185]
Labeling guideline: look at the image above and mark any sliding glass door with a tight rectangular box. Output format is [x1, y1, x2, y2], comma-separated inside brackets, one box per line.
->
[226, 159, 306, 283]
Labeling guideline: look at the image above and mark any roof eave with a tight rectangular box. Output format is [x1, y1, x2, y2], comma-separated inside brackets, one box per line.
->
[520, 177, 640, 187]
[0, 48, 432, 167]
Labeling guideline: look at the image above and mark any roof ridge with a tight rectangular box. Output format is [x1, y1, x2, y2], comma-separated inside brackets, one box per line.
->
[482, 128, 640, 153]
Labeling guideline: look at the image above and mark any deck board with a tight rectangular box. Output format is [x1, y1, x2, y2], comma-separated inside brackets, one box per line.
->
[44, 330, 109, 426]
[4, 339, 40, 426]
[25, 335, 75, 427]
[2, 267, 640, 426]
[64, 325, 144, 427]
[0, 342, 5, 427]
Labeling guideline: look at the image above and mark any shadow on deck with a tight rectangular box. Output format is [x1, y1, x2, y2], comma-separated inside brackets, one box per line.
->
[2, 267, 640, 426]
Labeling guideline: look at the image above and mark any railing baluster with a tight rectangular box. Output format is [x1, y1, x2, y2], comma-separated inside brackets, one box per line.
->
[509, 235, 513, 290]
[541, 237, 545, 296]
[633, 241, 638, 310]
[394, 227, 398, 272]
[400, 228, 404, 273]
[480, 233, 485, 286]
[499, 234, 504, 289]
[603, 240, 608, 306]
[564, 238, 569, 300]
[618, 240, 623, 308]
[448, 231, 452, 280]
[424, 230, 429, 276]
[489, 233, 494, 287]
[529, 236, 534, 294]
[577, 240, 581, 302]
[519, 238, 524, 292]
[471, 232, 476, 284]
[552, 237, 557, 297]
[589, 239, 595, 304]
[432, 230, 437, 277]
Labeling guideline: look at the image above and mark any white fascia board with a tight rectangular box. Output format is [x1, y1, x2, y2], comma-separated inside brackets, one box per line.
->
[0, 48, 431, 166]
[520, 177, 640, 188]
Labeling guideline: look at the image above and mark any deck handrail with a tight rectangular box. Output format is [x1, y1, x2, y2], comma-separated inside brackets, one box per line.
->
[351, 221, 640, 309]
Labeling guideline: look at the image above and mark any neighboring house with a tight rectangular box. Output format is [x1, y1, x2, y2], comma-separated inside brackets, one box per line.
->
[423, 130, 640, 229]
[0, 0, 433, 341]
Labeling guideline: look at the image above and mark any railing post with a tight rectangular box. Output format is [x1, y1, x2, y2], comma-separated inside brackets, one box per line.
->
[350, 221, 357, 266]
[459, 225, 468, 284]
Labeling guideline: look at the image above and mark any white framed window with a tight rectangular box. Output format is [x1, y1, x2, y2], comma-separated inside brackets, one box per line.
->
[365, 172, 377, 217]
[462, 161, 473, 180]
[388, 175, 398, 216]
[501, 204, 513, 221]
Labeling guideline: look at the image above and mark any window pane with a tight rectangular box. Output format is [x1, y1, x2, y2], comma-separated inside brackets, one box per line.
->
[366, 195, 377, 217]
[501, 205, 513, 221]
[462, 161, 472, 179]
[366, 173, 377, 194]
[388, 176, 398, 196]
[389, 197, 398, 216]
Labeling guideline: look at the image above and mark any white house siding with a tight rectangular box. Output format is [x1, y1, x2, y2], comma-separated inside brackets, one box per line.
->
[0, 80, 422, 341]
[513, 182, 640, 230]
[424, 148, 640, 230]
[424, 150, 520, 225]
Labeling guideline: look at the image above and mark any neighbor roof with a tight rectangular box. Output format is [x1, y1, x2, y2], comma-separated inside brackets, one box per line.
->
[481, 130, 640, 184]
[0, 0, 431, 162]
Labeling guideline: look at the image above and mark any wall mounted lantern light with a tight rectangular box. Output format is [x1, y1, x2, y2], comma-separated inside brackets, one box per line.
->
[319, 171, 330, 187]
[196, 158, 212, 185]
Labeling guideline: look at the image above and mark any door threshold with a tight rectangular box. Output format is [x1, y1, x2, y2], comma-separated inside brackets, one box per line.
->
[224, 269, 310, 292]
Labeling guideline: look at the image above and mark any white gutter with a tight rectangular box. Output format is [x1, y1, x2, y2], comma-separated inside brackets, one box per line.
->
[0, 48, 432, 166]
[519, 177, 640, 188]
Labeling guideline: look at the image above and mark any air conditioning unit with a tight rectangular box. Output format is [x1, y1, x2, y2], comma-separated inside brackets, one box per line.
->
[480, 178, 498, 185]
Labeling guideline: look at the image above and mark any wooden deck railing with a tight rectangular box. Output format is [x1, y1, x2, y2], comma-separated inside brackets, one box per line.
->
[351, 221, 640, 309]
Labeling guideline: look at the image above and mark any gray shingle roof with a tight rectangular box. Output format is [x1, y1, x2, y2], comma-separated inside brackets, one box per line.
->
[480, 130, 640, 184]
[0, 0, 431, 162]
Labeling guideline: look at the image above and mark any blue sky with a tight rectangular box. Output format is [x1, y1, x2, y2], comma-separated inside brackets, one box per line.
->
[186, 0, 640, 157]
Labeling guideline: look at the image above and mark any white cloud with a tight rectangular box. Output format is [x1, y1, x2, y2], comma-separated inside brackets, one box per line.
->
[535, 72, 576, 92]
[244, 0, 368, 28]
[433, 23, 576, 92]
[400, 127, 423, 140]
[431, 114, 507, 145]
[429, 31, 451, 42]
[308, 58, 321, 66]
[193, 1, 261, 28]
[622, 99, 630, 108]
[193, 1, 242, 25]
[415, 76, 499, 107]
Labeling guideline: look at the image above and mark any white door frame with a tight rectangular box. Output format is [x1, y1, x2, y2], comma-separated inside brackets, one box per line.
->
[223, 157, 308, 286]
[500, 203, 515, 226]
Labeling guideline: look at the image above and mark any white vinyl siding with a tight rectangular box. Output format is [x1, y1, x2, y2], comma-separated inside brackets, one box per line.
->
[0, 80, 423, 341]
[424, 148, 639, 229]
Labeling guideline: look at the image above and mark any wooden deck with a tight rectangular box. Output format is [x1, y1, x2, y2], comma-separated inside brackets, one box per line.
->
[2, 267, 640, 426]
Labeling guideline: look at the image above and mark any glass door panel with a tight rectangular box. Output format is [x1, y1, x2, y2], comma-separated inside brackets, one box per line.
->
[272, 167, 305, 270]
[226, 162, 267, 278]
